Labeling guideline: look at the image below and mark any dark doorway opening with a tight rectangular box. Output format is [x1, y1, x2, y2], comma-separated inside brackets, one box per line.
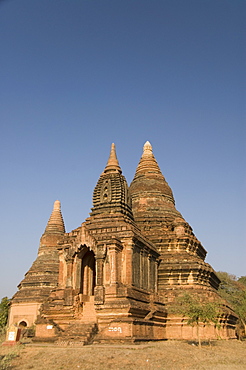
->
[19, 321, 27, 328]
[80, 250, 96, 297]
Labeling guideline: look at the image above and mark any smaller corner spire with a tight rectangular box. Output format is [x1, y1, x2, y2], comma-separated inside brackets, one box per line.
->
[104, 143, 122, 174]
[44, 200, 65, 235]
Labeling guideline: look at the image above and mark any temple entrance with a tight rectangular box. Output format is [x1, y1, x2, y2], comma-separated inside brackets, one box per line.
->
[80, 250, 96, 299]
[18, 321, 27, 328]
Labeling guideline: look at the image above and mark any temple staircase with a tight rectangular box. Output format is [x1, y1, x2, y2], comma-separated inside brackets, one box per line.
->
[40, 290, 75, 330]
[81, 296, 97, 323]
[57, 296, 98, 345]
[35, 292, 98, 345]
[57, 322, 98, 346]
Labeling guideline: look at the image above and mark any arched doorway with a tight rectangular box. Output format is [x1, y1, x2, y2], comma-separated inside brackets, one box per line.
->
[80, 250, 96, 298]
[18, 321, 27, 328]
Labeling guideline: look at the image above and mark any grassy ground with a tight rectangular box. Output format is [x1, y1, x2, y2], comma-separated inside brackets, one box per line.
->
[0, 339, 246, 370]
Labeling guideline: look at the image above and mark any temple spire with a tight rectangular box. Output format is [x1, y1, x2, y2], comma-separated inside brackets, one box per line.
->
[143, 141, 153, 156]
[104, 143, 122, 174]
[134, 141, 162, 177]
[44, 200, 65, 235]
[130, 141, 176, 211]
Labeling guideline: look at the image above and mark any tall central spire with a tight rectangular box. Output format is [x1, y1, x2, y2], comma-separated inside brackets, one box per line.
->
[130, 141, 179, 219]
[104, 143, 122, 174]
[91, 143, 132, 219]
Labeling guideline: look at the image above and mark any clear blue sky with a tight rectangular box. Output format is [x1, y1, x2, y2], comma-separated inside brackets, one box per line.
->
[0, 0, 245, 299]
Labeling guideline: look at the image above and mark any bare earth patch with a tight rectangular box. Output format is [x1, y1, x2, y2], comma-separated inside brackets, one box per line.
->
[1, 340, 246, 370]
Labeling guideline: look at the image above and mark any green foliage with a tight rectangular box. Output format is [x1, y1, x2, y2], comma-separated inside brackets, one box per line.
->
[238, 276, 246, 286]
[217, 272, 246, 317]
[26, 325, 35, 337]
[171, 292, 221, 347]
[0, 350, 19, 370]
[173, 293, 220, 326]
[169, 293, 220, 348]
[0, 298, 10, 330]
[217, 271, 246, 337]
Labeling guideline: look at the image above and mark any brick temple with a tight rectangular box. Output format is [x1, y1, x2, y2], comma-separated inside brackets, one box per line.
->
[9, 142, 237, 343]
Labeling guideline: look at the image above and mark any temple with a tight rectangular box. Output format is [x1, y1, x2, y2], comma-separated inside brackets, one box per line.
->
[9, 142, 237, 343]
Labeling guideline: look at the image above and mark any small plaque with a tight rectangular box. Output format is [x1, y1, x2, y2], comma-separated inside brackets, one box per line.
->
[3, 325, 21, 345]
[8, 331, 16, 341]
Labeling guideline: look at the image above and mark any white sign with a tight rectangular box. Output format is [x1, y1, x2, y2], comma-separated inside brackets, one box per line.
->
[46, 325, 53, 329]
[8, 331, 16, 341]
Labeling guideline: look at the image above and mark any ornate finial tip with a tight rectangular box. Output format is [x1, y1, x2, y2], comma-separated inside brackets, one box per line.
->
[143, 141, 152, 152]
[54, 200, 60, 210]
[104, 142, 121, 173]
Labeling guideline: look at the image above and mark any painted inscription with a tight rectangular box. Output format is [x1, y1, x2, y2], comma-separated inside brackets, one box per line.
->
[108, 326, 122, 333]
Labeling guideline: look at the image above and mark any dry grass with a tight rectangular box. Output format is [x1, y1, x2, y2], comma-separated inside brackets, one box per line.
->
[1, 339, 246, 370]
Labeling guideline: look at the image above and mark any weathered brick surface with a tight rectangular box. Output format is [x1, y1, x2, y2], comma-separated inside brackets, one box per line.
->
[9, 142, 237, 342]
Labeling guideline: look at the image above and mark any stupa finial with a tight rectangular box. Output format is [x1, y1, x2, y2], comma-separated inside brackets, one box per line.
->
[44, 200, 65, 234]
[104, 143, 122, 174]
[133, 141, 162, 176]
[143, 141, 153, 156]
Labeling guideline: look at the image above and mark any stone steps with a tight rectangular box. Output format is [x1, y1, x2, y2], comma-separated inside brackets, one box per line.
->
[41, 303, 75, 329]
[37, 296, 98, 343]
[81, 299, 97, 323]
[57, 322, 98, 346]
